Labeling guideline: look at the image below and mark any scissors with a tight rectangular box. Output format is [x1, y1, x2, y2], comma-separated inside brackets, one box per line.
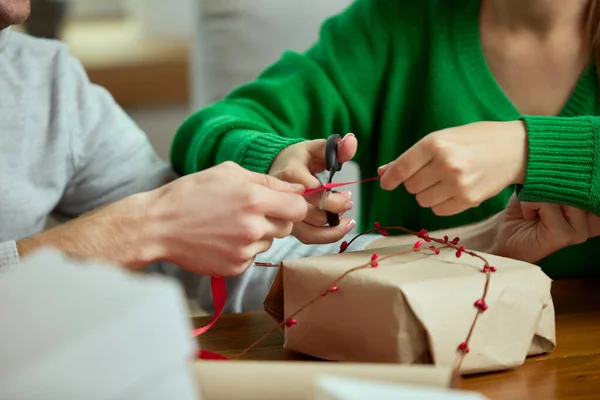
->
[318, 133, 343, 227]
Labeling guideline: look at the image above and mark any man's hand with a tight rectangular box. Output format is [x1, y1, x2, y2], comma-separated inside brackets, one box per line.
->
[268, 133, 358, 244]
[494, 194, 600, 263]
[378, 121, 528, 216]
[147, 161, 308, 276]
[17, 162, 308, 277]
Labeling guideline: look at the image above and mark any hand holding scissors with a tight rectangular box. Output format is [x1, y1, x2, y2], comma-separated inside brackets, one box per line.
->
[267, 133, 358, 244]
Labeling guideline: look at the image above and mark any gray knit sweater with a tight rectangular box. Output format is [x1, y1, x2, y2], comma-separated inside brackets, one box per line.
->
[0, 27, 377, 313]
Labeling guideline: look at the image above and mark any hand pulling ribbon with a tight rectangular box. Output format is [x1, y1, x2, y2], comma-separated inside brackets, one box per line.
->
[193, 176, 380, 360]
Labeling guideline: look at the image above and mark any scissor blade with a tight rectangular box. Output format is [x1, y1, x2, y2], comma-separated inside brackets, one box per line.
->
[319, 171, 333, 210]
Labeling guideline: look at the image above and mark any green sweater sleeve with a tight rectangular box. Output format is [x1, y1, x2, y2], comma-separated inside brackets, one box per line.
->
[518, 115, 600, 214]
[170, 0, 396, 175]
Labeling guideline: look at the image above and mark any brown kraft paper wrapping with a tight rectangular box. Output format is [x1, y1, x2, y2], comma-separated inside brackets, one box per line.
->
[264, 244, 555, 375]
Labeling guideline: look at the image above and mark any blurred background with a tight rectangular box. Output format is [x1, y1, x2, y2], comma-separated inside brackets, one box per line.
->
[16, 0, 194, 161]
[16, 0, 353, 162]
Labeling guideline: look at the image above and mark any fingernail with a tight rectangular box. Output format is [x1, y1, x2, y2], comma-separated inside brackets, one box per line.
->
[345, 219, 356, 233]
[338, 133, 354, 144]
[348, 191, 352, 200]
[345, 201, 354, 210]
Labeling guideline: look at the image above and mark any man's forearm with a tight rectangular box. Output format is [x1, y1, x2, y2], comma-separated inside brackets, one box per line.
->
[366, 212, 503, 253]
[16, 192, 164, 270]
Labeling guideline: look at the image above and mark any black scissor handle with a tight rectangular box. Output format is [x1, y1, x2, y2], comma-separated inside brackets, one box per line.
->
[325, 134, 343, 175]
[325, 134, 343, 227]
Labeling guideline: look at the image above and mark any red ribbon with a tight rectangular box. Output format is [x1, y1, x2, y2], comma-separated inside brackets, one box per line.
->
[193, 276, 229, 360]
[193, 176, 380, 360]
[303, 176, 380, 196]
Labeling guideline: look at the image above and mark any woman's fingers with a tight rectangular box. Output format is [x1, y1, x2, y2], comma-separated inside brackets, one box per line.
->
[536, 203, 573, 247]
[403, 162, 440, 195]
[292, 217, 356, 245]
[304, 204, 329, 226]
[560, 205, 589, 244]
[414, 181, 453, 209]
[520, 202, 542, 221]
[305, 190, 352, 213]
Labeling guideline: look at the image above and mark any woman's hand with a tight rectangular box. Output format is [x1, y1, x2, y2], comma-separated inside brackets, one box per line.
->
[268, 133, 358, 244]
[378, 121, 529, 216]
[494, 194, 600, 263]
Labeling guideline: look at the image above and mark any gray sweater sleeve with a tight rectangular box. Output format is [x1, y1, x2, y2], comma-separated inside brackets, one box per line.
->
[52, 51, 177, 218]
[0, 46, 177, 270]
[0, 241, 18, 271]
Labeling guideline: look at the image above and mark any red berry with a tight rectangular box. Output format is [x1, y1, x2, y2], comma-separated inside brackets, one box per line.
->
[474, 299, 488, 311]
[339, 241, 348, 253]
[443, 235, 449, 242]
[379, 229, 389, 236]
[329, 285, 339, 293]
[451, 237, 460, 245]
[285, 318, 297, 327]
[413, 240, 423, 249]
[457, 342, 469, 353]
[490, 266, 497, 272]
[374, 222, 381, 229]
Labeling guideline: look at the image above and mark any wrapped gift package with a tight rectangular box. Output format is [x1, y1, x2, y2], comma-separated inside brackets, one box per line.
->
[264, 244, 556, 375]
[0, 248, 199, 400]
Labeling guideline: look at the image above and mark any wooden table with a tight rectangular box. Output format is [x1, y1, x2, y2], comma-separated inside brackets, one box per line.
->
[193, 278, 600, 399]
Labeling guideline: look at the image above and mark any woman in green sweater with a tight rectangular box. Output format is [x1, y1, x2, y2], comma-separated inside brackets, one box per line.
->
[171, 0, 600, 280]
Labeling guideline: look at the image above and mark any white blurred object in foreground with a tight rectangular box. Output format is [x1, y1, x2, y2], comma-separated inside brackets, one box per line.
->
[314, 375, 488, 400]
[0, 248, 199, 400]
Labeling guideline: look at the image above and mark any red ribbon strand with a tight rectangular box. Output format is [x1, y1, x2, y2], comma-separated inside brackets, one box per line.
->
[194, 176, 380, 360]
[193, 276, 229, 360]
[303, 176, 380, 196]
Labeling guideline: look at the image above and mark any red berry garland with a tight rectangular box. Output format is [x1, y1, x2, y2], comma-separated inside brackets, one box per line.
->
[241, 222, 496, 374]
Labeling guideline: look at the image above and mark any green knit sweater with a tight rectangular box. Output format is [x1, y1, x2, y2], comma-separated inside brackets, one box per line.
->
[171, 0, 600, 279]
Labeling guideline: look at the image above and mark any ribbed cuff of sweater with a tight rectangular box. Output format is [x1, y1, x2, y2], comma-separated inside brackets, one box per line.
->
[518, 116, 596, 208]
[218, 129, 306, 174]
[0, 240, 19, 271]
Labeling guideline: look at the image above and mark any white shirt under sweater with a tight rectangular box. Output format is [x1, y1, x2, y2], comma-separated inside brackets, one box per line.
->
[0, 27, 377, 313]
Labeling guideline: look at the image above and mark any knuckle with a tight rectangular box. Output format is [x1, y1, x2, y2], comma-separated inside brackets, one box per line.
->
[403, 180, 416, 194]
[220, 160, 239, 170]
[385, 163, 406, 184]
[239, 220, 263, 243]
[278, 169, 298, 183]
[444, 159, 467, 175]
[244, 186, 264, 212]
[425, 136, 449, 155]
[459, 191, 480, 207]
[415, 193, 428, 207]
[278, 222, 295, 238]
[232, 247, 255, 265]
[292, 199, 309, 221]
